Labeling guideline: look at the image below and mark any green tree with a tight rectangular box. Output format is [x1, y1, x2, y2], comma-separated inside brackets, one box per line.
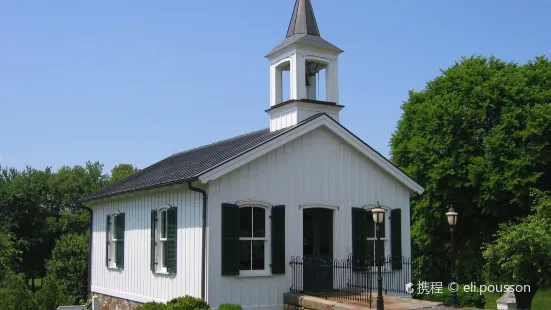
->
[0, 231, 20, 283]
[109, 163, 139, 184]
[34, 277, 73, 310]
[390, 56, 551, 282]
[0, 273, 36, 310]
[483, 190, 551, 309]
[44, 233, 89, 304]
[48, 161, 108, 213]
[0, 166, 54, 287]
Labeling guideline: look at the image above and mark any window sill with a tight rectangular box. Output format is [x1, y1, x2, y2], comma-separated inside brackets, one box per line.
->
[154, 271, 175, 275]
[107, 266, 122, 270]
[237, 271, 272, 278]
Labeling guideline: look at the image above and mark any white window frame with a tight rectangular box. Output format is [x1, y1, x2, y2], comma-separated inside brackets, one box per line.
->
[155, 205, 170, 273]
[365, 207, 390, 271]
[108, 213, 121, 269]
[237, 201, 271, 277]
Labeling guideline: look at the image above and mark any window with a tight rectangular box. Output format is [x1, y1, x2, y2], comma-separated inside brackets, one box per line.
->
[106, 213, 125, 269]
[239, 206, 269, 274]
[151, 206, 177, 274]
[366, 210, 387, 267]
[352, 207, 402, 271]
[159, 209, 168, 271]
[221, 203, 285, 276]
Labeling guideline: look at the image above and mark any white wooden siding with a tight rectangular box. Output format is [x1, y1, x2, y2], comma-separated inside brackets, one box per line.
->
[207, 126, 411, 309]
[90, 185, 203, 303]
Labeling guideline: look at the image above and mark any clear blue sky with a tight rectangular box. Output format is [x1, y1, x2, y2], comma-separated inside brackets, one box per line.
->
[1, 0, 550, 173]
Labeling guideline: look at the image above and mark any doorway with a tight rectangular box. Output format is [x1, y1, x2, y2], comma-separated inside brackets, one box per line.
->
[303, 208, 333, 292]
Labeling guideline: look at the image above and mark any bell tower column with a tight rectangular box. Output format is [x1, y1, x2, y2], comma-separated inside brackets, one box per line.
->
[326, 61, 339, 103]
[291, 53, 307, 101]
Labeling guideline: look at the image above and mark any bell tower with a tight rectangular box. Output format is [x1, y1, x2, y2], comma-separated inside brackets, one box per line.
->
[266, 0, 344, 131]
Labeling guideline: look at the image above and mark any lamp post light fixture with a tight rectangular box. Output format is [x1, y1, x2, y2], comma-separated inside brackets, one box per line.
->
[446, 207, 458, 308]
[372, 205, 385, 310]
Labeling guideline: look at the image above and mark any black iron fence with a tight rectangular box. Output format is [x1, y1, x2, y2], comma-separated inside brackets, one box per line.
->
[289, 255, 447, 306]
[289, 256, 374, 306]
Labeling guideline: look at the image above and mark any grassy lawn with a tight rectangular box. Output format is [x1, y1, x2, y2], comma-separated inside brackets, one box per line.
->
[26, 278, 43, 289]
[533, 288, 551, 310]
[483, 287, 551, 309]
[482, 291, 500, 309]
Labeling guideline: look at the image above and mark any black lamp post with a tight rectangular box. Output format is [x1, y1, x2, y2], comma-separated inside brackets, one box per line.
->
[446, 207, 458, 308]
[372, 206, 385, 310]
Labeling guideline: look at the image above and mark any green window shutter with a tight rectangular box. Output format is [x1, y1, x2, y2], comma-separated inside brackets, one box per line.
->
[106, 215, 111, 267]
[271, 205, 285, 275]
[390, 209, 402, 270]
[115, 213, 125, 269]
[221, 203, 240, 276]
[151, 210, 157, 272]
[166, 207, 178, 274]
[352, 207, 367, 269]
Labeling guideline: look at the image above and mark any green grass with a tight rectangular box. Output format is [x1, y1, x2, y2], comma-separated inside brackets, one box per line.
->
[482, 287, 551, 310]
[26, 278, 43, 288]
[533, 287, 551, 310]
[482, 291, 500, 309]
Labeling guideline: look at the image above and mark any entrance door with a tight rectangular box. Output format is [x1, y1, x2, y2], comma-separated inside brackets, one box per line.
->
[303, 208, 333, 292]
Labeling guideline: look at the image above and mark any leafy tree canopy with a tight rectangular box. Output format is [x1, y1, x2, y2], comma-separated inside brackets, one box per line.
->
[390, 55, 551, 281]
[109, 163, 139, 184]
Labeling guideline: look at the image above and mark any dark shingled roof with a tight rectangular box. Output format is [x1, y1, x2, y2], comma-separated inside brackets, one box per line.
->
[81, 114, 324, 202]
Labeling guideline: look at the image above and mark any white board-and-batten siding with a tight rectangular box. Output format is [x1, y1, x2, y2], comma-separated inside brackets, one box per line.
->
[90, 186, 203, 303]
[207, 126, 412, 309]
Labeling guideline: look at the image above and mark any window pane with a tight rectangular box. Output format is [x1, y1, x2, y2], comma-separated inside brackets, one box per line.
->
[239, 240, 251, 270]
[253, 207, 265, 237]
[380, 220, 386, 238]
[251, 240, 265, 270]
[367, 240, 375, 265]
[161, 211, 167, 239]
[366, 213, 375, 238]
[111, 222, 116, 240]
[162, 241, 167, 267]
[239, 207, 252, 238]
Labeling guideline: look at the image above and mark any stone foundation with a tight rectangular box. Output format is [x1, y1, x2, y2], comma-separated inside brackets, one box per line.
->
[93, 292, 143, 310]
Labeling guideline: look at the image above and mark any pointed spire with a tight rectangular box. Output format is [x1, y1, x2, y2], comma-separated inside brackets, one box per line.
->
[286, 0, 320, 38]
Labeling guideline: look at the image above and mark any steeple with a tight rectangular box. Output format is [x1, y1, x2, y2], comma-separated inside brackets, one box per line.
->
[265, 0, 344, 132]
[286, 0, 320, 37]
[266, 0, 343, 58]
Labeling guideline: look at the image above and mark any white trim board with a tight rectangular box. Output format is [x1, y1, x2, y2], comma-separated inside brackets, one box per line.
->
[199, 114, 424, 194]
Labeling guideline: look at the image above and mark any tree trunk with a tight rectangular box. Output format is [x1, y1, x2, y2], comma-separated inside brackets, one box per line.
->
[515, 284, 537, 309]
[31, 275, 35, 293]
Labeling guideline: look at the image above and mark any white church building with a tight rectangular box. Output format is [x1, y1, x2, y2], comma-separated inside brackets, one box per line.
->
[82, 0, 424, 309]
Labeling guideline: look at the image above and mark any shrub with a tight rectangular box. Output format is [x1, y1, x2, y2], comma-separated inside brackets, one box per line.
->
[0, 273, 37, 310]
[218, 304, 242, 310]
[167, 295, 209, 310]
[422, 285, 485, 308]
[136, 302, 168, 310]
[45, 233, 88, 304]
[34, 277, 73, 310]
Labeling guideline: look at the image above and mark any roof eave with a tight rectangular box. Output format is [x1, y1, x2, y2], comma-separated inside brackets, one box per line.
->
[79, 176, 200, 204]
[265, 35, 343, 59]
